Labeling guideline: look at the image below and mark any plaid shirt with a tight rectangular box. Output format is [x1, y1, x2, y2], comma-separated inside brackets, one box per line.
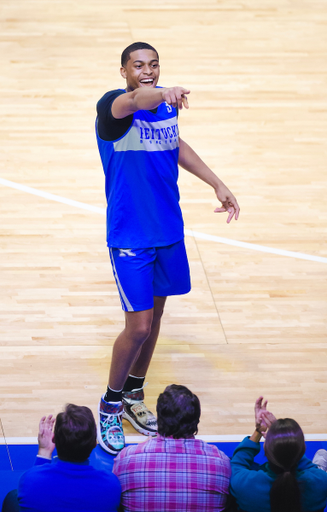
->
[113, 435, 231, 512]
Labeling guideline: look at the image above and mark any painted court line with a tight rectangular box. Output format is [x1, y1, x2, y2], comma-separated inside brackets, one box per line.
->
[2, 433, 327, 445]
[0, 177, 106, 215]
[1, 177, 326, 264]
[184, 229, 327, 264]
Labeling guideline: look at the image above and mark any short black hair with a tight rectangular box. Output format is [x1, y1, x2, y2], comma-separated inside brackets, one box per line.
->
[121, 42, 159, 67]
[54, 404, 96, 463]
[157, 384, 201, 439]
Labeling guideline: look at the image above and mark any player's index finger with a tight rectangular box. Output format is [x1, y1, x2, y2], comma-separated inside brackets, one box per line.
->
[182, 95, 189, 108]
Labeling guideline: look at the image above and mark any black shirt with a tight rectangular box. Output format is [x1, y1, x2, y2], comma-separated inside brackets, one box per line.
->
[96, 89, 133, 141]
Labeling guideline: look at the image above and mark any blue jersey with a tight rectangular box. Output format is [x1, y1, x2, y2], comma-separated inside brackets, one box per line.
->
[96, 89, 184, 248]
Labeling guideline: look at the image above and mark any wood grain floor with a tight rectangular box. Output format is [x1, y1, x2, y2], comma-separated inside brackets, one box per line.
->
[0, 0, 326, 439]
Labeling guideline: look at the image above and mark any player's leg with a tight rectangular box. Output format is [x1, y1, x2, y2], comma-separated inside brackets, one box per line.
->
[98, 247, 156, 455]
[129, 296, 167, 378]
[121, 240, 191, 438]
[121, 296, 166, 436]
[98, 309, 154, 455]
[109, 307, 155, 390]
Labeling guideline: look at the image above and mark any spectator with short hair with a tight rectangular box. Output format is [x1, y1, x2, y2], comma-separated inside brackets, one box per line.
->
[230, 397, 327, 512]
[3, 404, 121, 512]
[113, 384, 231, 512]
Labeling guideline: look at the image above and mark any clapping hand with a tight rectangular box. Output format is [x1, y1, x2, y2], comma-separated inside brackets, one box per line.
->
[38, 415, 56, 459]
[260, 410, 277, 438]
[254, 396, 277, 438]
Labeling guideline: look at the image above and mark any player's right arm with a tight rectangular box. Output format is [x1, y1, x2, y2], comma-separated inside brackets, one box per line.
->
[112, 87, 190, 119]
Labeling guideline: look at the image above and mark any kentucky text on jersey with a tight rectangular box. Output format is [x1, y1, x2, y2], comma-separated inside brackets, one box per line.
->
[139, 123, 179, 142]
[113, 118, 179, 153]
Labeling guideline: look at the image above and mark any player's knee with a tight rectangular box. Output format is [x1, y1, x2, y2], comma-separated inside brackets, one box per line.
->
[130, 323, 152, 344]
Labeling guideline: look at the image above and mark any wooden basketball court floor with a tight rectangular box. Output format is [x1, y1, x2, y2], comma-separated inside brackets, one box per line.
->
[0, 0, 327, 444]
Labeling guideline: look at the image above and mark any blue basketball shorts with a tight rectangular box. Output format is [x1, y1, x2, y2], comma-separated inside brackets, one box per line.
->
[109, 239, 191, 312]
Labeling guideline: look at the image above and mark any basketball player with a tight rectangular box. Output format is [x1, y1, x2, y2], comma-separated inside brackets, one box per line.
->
[95, 42, 240, 454]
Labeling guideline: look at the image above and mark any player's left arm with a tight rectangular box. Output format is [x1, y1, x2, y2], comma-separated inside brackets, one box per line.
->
[178, 138, 240, 223]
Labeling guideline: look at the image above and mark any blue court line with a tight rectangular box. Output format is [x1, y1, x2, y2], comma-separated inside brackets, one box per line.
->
[1, 177, 326, 264]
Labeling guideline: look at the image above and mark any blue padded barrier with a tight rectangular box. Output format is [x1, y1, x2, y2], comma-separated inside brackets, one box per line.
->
[1, 441, 327, 509]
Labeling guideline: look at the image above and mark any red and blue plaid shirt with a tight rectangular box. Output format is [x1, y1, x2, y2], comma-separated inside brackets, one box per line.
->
[113, 435, 231, 512]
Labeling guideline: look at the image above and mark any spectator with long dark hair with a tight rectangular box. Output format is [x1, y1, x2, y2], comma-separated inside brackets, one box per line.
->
[230, 397, 327, 512]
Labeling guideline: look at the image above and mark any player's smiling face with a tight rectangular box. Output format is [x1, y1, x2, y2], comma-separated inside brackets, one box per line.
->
[121, 49, 160, 92]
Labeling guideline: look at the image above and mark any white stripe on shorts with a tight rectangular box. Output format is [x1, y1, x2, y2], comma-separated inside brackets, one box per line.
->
[109, 248, 134, 312]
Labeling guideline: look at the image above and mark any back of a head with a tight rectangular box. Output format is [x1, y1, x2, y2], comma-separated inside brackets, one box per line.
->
[156, 384, 200, 439]
[265, 418, 305, 512]
[54, 404, 97, 463]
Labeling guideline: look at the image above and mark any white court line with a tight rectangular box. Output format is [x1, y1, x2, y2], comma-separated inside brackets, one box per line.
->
[1, 177, 327, 264]
[2, 433, 327, 445]
[184, 229, 327, 264]
[0, 177, 106, 215]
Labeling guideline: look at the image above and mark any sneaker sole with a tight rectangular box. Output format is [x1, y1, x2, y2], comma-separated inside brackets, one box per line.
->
[122, 410, 157, 437]
[97, 402, 125, 456]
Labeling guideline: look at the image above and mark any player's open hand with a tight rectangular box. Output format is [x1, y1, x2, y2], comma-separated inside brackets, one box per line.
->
[162, 87, 190, 110]
[214, 183, 240, 223]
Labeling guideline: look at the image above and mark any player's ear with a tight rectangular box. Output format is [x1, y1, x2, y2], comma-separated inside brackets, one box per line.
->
[120, 66, 127, 79]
